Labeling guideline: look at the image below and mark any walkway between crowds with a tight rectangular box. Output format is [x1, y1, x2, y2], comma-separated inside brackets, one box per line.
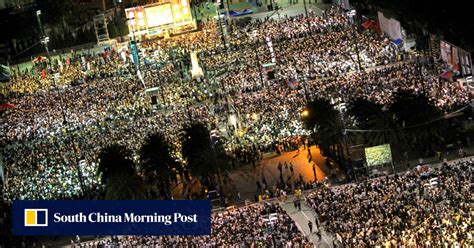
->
[281, 199, 334, 248]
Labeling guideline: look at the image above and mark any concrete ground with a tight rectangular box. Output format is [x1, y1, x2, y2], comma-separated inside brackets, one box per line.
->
[209, 145, 338, 204]
[170, 145, 337, 202]
[281, 199, 335, 247]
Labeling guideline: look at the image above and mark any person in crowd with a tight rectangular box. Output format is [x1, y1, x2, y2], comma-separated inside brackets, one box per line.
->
[307, 159, 472, 247]
[72, 203, 312, 247]
[1, 6, 468, 204]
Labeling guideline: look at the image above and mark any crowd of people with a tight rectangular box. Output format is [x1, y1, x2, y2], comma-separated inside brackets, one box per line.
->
[70, 202, 312, 247]
[307, 159, 472, 247]
[1, 5, 469, 204]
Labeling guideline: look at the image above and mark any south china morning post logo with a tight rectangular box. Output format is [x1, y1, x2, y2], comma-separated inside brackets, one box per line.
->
[13, 200, 211, 236]
[52, 212, 198, 225]
[24, 209, 48, 227]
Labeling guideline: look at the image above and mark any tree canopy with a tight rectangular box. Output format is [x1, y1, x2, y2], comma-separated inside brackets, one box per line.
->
[181, 122, 231, 188]
[105, 171, 146, 200]
[97, 143, 136, 184]
[351, 0, 473, 51]
[139, 132, 181, 198]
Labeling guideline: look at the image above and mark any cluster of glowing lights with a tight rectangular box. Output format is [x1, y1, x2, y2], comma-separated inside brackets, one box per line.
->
[125, 0, 193, 35]
[173, 0, 190, 20]
[126, 7, 146, 31]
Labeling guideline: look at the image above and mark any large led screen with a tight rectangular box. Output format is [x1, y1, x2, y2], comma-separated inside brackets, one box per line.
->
[365, 144, 392, 167]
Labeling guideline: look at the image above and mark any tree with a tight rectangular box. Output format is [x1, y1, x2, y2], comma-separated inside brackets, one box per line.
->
[181, 122, 231, 189]
[350, 0, 474, 51]
[97, 143, 135, 184]
[139, 132, 181, 199]
[302, 99, 345, 162]
[105, 171, 146, 200]
[348, 98, 405, 148]
[389, 90, 445, 156]
[189, 0, 201, 23]
[36, 0, 73, 24]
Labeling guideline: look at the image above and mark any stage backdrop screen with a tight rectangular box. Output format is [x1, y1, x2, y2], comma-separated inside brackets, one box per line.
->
[145, 4, 173, 28]
[365, 144, 392, 167]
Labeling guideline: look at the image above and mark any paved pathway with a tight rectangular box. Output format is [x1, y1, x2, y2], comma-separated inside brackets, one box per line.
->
[281, 198, 334, 248]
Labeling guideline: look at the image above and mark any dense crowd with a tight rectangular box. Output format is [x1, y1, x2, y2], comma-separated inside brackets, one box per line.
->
[72, 202, 312, 247]
[1, 6, 469, 202]
[305, 62, 468, 107]
[307, 159, 472, 247]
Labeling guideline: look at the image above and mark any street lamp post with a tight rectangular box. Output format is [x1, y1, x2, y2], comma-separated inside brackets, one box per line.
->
[210, 129, 223, 189]
[312, 163, 317, 182]
[249, 33, 265, 88]
[303, 0, 309, 19]
[302, 0, 318, 43]
[303, 0, 312, 30]
[36, 10, 87, 197]
[36, 12, 66, 122]
[36, 12, 67, 125]
[254, 47, 265, 88]
[36, 10, 44, 38]
[416, 56, 426, 94]
[347, 10, 362, 71]
[337, 102, 353, 181]
[214, 2, 227, 49]
[302, 74, 309, 104]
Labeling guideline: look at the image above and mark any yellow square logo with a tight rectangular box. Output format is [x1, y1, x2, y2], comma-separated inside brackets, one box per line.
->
[24, 209, 48, 227]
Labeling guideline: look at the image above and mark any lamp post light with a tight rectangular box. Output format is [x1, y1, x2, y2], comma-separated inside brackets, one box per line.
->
[36, 10, 87, 197]
[210, 129, 223, 188]
[247, 32, 264, 88]
[52, 73, 87, 197]
[36, 14, 66, 123]
[302, 74, 309, 104]
[312, 163, 317, 182]
[337, 102, 353, 181]
[36, 10, 44, 37]
[51, 73, 67, 124]
[301, 109, 309, 118]
[347, 10, 362, 71]
[303, 0, 311, 31]
[214, 2, 227, 49]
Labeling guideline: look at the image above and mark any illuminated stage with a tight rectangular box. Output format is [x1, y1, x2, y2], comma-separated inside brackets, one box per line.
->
[125, 0, 196, 39]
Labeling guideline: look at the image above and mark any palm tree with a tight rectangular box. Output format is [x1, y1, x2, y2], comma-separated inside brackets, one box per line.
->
[348, 98, 405, 148]
[389, 90, 445, 156]
[97, 143, 135, 184]
[139, 132, 181, 199]
[105, 172, 146, 200]
[190, 0, 201, 22]
[302, 98, 344, 160]
[181, 122, 231, 189]
[37, 0, 73, 24]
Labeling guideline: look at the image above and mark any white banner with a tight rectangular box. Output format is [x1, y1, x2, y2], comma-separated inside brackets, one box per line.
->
[377, 12, 402, 40]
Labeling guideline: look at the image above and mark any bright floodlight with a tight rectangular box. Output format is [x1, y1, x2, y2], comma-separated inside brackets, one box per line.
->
[301, 110, 309, 117]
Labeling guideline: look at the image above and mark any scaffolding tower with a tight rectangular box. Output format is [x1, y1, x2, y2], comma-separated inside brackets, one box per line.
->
[93, 14, 110, 45]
